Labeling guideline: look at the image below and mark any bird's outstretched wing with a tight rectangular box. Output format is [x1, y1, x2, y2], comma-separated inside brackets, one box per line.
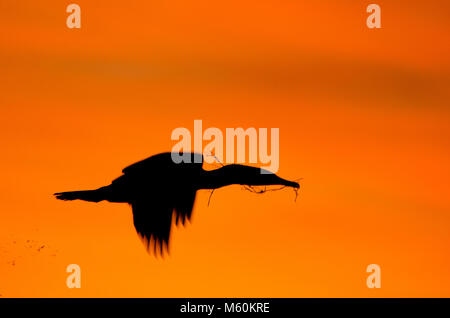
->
[123, 152, 203, 255]
[130, 186, 197, 256]
[131, 198, 173, 256]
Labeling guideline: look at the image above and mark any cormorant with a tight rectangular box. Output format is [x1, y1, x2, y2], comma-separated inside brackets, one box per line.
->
[54, 152, 299, 255]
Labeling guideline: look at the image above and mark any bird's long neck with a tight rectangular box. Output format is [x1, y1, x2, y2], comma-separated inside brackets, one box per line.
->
[197, 164, 299, 190]
[198, 166, 238, 190]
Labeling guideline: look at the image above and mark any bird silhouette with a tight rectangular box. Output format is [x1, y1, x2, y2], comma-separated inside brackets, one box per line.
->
[54, 152, 299, 255]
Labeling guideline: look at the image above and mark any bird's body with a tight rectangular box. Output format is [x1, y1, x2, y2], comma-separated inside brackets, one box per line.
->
[55, 152, 299, 255]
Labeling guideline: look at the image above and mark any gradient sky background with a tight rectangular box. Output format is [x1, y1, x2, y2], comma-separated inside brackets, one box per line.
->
[0, 0, 449, 297]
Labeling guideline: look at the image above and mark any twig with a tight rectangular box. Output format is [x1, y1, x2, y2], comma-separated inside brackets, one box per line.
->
[208, 189, 215, 206]
[206, 153, 224, 167]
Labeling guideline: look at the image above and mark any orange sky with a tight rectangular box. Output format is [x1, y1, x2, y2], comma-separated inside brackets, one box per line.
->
[0, 0, 450, 297]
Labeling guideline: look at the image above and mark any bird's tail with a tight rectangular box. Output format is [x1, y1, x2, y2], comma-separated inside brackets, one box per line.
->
[54, 187, 107, 202]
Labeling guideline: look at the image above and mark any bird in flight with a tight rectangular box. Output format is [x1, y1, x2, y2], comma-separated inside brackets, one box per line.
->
[54, 152, 299, 256]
